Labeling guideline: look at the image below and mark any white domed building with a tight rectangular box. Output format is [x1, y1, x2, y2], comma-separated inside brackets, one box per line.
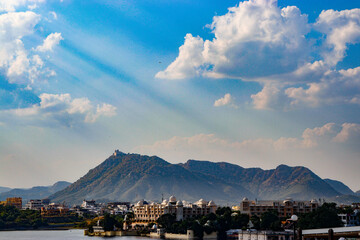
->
[132, 195, 217, 224]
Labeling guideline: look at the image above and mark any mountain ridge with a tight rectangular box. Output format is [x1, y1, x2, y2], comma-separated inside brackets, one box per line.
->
[324, 178, 354, 195]
[48, 151, 354, 205]
[0, 181, 71, 203]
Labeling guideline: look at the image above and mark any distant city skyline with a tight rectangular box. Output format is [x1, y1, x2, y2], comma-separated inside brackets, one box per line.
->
[0, 0, 359, 191]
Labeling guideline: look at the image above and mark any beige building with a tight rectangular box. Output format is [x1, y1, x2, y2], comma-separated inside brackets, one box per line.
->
[238, 229, 295, 240]
[133, 196, 217, 223]
[240, 198, 320, 217]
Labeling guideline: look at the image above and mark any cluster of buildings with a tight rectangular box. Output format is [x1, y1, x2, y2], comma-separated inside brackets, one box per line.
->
[1, 195, 360, 228]
[22, 198, 71, 218]
[70, 200, 131, 216]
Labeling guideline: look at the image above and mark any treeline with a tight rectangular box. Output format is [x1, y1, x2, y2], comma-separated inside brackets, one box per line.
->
[0, 205, 48, 230]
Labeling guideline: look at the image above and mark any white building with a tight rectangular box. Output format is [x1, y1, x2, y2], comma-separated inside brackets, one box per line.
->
[240, 198, 320, 218]
[238, 230, 295, 240]
[339, 209, 360, 226]
[23, 199, 48, 210]
[133, 196, 217, 222]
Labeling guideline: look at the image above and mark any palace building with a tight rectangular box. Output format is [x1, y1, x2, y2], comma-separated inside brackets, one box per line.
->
[239, 198, 320, 217]
[133, 196, 217, 222]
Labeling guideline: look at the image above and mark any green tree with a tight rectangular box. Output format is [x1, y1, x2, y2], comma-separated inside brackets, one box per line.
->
[157, 213, 176, 231]
[298, 202, 343, 229]
[102, 214, 116, 231]
[260, 210, 281, 230]
[231, 212, 249, 229]
[250, 215, 261, 229]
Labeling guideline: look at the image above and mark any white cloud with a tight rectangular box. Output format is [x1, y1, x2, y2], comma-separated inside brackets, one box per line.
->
[284, 66, 360, 108]
[28, 4, 38, 10]
[315, 9, 360, 66]
[134, 122, 360, 168]
[0, 11, 44, 85]
[0, 0, 45, 12]
[333, 123, 360, 143]
[301, 123, 338, 147]
[36, 32, 63, 52]
[0, 11, 60, 85]
[251, 84, 289, 110]
[214, 93, 237, 108]
[157, 0, 360, 111]
[135, 123, 349, 158]
[2, 93, 117, 127]
[156, 0, 310, 80]
[155, 34, 204, 79]
[7, 49, 30, 77]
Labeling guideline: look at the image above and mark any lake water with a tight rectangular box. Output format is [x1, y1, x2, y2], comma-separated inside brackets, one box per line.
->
[0, 229, 148, 240]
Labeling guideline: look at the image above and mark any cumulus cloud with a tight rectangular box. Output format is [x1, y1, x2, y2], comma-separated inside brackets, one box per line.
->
[0, 11, 60, 86]
[315, 9, 360, 66]
[0, 0, 45, 12]
[285, 66, 360, 108]
[134, 122, 360, 168]
[157, 0, 360, 111]
[333, 123, 360, 143]
[155, 34, 204, 79]
[0, 11, 41, 83]
[251, 84, 289, 110]
[36, 32, 63, 52]
[156, 0, 310, 80]
[214, 93, 237, 108]
[1, 93, 117, 127]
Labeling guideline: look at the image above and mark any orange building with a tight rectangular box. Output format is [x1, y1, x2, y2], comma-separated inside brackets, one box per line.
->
[41, 203, 69, 218]
[0, 197, 22, 209]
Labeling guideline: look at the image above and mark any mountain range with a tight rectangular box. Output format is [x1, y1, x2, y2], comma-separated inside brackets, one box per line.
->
[0, 187, 11, 194]
[0, 181, 71, 204]
[323, 179, 355, 195]
[49, 151, 360, 205]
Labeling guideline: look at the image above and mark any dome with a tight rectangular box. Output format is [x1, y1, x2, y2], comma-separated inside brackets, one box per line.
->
[310, 199, 318, 203]
[176, 201, 183, 206]
[208, 200, 216, 206]
[197, 199, 207, 205]
[169, 196, 177, 203]
[161, 199, 168, 205]
[242, 197, 249, 201]
[136, 201, 144, 207]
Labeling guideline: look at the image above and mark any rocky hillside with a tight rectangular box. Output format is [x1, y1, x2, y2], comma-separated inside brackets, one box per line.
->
[49, 151, 254, 205]
[180, 160, 340, 200]
[324, 179, 354, 195]
[48, 151, 353, 205]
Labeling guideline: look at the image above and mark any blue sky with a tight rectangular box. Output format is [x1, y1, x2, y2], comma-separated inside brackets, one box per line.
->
[0, 0, 359, 192]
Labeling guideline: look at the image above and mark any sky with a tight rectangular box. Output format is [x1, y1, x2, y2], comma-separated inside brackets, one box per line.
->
[0, 0, 359, 192]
